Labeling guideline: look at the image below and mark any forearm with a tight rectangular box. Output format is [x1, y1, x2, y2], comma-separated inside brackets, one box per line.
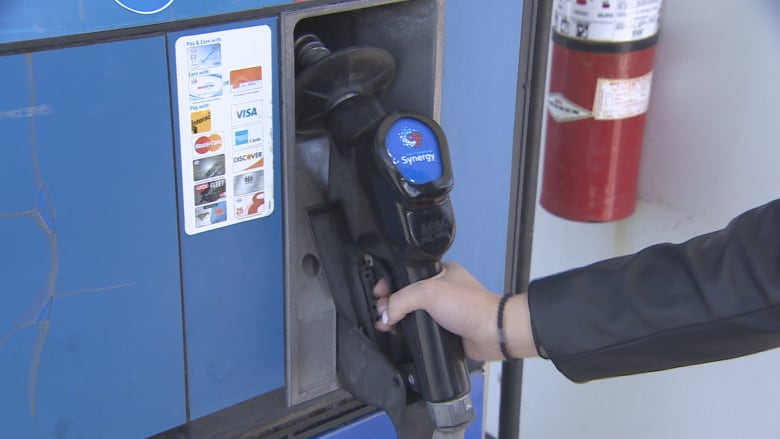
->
[527, 199, 780, 382]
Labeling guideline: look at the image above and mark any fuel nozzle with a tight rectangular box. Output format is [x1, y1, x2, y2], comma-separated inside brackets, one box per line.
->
[362, 112, 474, 430]
[295, 33, 474, 436]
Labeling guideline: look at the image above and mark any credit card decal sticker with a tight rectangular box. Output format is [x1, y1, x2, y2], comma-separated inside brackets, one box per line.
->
[188, 43, 222, 71]
[190, 109, 212, 134]
[194, 179, 226, 206]
[233, 125, 262, 149]
[175, 25, 275, 235]
[190, 73, 223, 100]
[232, 100, 262, 126]
[195, 201, 227, 227]
[234, 192, 265, 219]
[230, 66, 262, 93]
[193, 155, 226, 181]
[193, 132, 224, 155]
[233, 169, 264, 196]
[233, 149, 264, 172]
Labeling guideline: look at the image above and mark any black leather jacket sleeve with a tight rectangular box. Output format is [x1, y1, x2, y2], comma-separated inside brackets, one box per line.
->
[527, 199, 780, 382]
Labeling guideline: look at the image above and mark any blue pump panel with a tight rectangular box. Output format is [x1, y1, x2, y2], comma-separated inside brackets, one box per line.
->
[0, 0, 300, 44]
[0, 38, 185, 437]
[168, 18, 285, 420]
[0, 15, 284, 438]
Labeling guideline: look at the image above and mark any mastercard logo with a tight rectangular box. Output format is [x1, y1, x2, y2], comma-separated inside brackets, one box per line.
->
[193, 133, 223, 155]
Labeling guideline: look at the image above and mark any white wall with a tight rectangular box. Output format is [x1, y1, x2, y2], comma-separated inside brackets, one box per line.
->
[521, 1, 780, 438]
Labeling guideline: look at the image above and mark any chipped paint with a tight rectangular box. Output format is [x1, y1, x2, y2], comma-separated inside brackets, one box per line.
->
[0, 104, 51, 119]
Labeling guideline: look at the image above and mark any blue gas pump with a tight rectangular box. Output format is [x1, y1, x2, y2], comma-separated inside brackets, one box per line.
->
[0, 1, 496, 438]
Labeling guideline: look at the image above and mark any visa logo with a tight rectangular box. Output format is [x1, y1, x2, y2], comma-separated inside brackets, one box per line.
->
[232, 101, 262, 126]
[236, 107, 258, 118]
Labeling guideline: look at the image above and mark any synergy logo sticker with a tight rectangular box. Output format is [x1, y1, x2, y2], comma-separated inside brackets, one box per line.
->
[399, 126, 423, 148]
[386, 118, 442, 185]
[191, 109, 212, 134]
[114, 0, 175, 15]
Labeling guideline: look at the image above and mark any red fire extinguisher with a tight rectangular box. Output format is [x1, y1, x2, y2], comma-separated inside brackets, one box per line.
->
[540, 0, 663, 222]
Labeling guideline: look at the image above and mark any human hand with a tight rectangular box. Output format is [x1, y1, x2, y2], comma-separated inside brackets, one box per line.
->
[373, 262, 538, 362]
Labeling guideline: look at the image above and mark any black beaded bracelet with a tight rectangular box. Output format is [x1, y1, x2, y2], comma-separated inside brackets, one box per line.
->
[497, 294, 516, 361]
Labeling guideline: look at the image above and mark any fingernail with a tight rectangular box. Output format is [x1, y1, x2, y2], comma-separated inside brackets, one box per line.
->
[377, 302, 387, 316]
[382, 311, 388, 325]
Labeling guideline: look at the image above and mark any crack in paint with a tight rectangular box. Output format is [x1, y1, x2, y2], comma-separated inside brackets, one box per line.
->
[57, 283, 136, 299]
[35, 188, 55, 234]
[0, 54, 134, 417]
[0, 209, 36, 219]
[22, 54, 53, 416]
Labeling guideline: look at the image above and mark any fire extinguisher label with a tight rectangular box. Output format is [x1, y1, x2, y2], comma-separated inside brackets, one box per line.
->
[553, 0, 662, 42]
[592, 72, 653, 120]
[547, 93, 593, 122]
